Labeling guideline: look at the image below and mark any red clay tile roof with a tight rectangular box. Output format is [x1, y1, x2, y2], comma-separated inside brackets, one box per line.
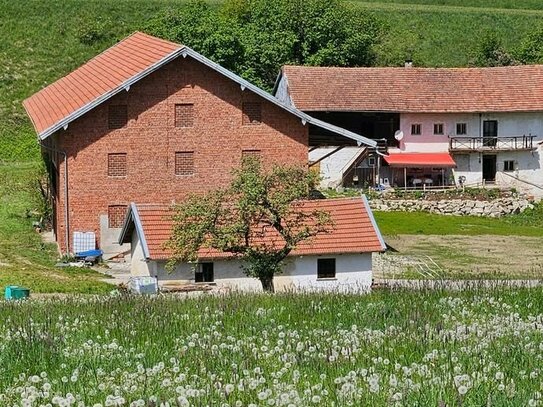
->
[130, 198, 385, 261]
[23, 32, 182, 138]
[281, 65, 543, 113]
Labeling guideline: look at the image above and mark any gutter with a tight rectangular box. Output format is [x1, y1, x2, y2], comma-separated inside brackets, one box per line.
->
[39, 140, 70, 254]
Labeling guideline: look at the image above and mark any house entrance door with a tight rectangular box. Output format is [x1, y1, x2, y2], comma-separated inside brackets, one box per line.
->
[482, 155, 497, 183]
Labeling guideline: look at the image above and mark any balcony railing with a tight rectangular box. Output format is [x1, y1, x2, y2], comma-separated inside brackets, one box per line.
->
[449, 135, 536, 151]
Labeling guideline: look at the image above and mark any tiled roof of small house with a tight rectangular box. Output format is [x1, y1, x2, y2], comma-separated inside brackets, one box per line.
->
[119, 197, 386, 261]
[279, 65, 543, 113]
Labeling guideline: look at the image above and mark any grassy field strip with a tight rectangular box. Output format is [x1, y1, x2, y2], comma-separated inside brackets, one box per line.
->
[1, 291, 543, 405]
[351, 1, 543, 15]
[0, 163, 111, 293]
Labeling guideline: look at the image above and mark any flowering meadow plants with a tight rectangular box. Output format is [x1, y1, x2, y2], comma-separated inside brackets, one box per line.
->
[1, 288, 543, 406]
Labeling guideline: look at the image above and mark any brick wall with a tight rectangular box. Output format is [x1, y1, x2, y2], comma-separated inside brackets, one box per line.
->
[50, 57, 308, 253]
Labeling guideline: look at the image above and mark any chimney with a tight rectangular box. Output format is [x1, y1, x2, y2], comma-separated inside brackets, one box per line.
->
[404, 59, 413, 68]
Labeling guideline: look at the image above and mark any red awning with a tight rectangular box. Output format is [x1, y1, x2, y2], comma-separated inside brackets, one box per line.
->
[383, 152, 456, 168]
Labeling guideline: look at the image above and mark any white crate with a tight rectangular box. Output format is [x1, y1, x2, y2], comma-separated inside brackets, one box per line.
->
[128, 277, 158, 295]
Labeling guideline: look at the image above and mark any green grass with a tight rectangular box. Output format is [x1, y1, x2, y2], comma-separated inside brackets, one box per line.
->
[350, 0, 543, 11]
[1, 288, 543, 405]
[374, 209, 543, 236]
[0, 162, 112, 294]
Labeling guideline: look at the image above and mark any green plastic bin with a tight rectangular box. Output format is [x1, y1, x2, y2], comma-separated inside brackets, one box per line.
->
[4, 285, 30, 300]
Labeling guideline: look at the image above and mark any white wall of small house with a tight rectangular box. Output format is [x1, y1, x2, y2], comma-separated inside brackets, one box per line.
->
[130, 232, 154, 277]
[139, 252, 373, 292]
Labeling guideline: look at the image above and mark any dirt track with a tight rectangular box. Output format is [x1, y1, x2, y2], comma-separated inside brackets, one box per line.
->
[375, 235, 543, 279]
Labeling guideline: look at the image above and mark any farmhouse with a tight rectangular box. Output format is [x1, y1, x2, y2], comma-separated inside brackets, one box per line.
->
[275, 65, 543, 197]
[23, 32, 375, 257]
[118, 196, 386, 292]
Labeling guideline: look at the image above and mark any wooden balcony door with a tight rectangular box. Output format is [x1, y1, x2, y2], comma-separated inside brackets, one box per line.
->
[483, 120, 498, 147]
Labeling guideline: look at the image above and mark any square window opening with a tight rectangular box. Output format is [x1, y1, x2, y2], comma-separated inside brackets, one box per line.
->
[175, 152, 195, 175]
[456, 123, 467, 135]
[108, 105, 128, 129]
[317, 258, 336, 279]
[411, 124, 421, 135]
[195, 263, 214, 283]
[108, 153, 127, 177]
[175, 103, 194, 127]
[433, 123, 444, 135]
[242, 102, 262, 125]
[504, 160, 515, 172]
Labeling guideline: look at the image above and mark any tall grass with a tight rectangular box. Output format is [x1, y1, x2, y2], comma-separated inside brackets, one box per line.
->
[1, 288, 543, 405]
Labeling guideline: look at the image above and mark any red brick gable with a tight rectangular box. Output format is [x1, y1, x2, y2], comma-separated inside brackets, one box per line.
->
[281, 65, 543, 113]
[23, 32, 181, 137]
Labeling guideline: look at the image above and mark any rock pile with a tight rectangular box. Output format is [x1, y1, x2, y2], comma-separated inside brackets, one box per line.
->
[369, 197, 534, 218]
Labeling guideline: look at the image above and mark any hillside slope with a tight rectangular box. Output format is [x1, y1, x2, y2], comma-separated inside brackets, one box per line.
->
[1, 0, 542, 162]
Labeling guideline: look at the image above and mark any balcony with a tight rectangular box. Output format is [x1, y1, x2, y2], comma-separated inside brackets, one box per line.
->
[449, 135, 536, 152]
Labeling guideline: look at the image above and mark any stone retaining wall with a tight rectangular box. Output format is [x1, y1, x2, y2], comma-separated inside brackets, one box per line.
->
[369, 197, 534, 217]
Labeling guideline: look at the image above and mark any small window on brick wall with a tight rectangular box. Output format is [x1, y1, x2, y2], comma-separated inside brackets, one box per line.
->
[108, 153, 127, 177]
[242, 102, 262, 125]
[108, 105, 128, 129]
[175, 151, 195, 175]
[175, 103, 194, 127]
[108, 205, 127, 228]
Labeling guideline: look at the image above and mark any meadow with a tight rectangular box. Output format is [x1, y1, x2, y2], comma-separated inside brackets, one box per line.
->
[2, 288, 543, 406]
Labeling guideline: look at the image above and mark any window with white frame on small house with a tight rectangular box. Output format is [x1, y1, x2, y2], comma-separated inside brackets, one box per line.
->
[504, 160, 515, 172]
[411, 124, 421, 135]
[433, 123, 444, 135]
[317, 258, 336, 279]
[456, 123, 467, 135]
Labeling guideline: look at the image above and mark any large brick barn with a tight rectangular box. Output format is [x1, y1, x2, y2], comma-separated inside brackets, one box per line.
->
[24, 32, 375, 257]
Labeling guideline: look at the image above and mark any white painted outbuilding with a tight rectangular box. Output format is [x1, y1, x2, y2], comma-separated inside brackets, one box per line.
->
[119, 197, 386, 292]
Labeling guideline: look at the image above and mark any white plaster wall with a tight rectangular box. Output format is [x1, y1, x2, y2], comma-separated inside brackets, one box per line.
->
[399, 113, 478, 153]
[130, 232, 152, 277]
[399, 112, 543, 153]
[309, 147, 365, 188]
[452, 153, 482, 186]
[150, 253, 373, 292]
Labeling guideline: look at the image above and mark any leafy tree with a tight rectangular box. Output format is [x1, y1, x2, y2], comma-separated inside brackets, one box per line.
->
[516, 28, 543, 64]
[165, 159, 332, 292]
[145, 0, 244, 73]
[146, 0, 381, 90]
[470, 32, 516, 67]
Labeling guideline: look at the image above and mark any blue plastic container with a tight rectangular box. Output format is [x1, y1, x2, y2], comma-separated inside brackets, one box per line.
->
[4, 285, 30, 300]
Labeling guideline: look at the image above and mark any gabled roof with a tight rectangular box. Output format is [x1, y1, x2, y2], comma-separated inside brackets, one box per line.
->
[277, 65, 543, 113]
[23, 32, 376, 147]
[118, 197, 386, 261]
